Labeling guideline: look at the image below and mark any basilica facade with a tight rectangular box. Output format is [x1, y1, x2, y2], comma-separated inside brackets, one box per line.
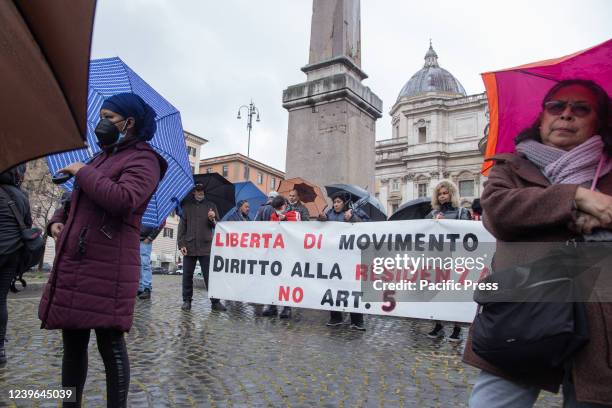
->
[375, 44, 488, 216]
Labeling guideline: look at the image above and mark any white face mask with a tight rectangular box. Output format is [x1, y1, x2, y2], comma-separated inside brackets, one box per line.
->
[275, 209, 284, 215]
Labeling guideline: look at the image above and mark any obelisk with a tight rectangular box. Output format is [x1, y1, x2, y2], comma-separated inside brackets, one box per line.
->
[282, 0, 382, 192]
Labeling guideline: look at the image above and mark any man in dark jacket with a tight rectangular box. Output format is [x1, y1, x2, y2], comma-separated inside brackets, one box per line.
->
[137, 221, 164, 300]
[177, 184, 226, 312]
[287, 189, 310, 221]
[254, 190, 278, 221]
[223, 200, 250, 221]
[0, 164, 30, 365]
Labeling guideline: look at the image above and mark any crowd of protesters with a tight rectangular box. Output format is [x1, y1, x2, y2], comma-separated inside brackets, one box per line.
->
[1, 77, 611, 407]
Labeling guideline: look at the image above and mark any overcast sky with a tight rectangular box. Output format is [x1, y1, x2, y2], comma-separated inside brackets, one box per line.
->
[91, 0, 611, 172]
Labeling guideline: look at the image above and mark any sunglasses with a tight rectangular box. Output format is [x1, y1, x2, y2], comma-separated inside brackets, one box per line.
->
[543, 100, 593, 117]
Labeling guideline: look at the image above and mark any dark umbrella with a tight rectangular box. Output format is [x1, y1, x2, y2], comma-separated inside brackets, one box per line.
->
[0, 0, 96, 173]
[193, 173, 235, 219]
[324, 184, 387, 221]
[325, 184, 370, 203]
[388, 197, 432, 220]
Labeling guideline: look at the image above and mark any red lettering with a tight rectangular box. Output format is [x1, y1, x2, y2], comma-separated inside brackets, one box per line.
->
[355, 264, 368, 281]
[458, 268, 470, 283]
[435, 268, 450, 283]
[478, 266, 490, 281]
[278, 286, 290, 301]
[262, 233, 272, 248]
[273, 234, 285, 249]
[292, 287, 303, 303]
[250, 233, 260, 248]
[240, 233, 248, 248]
[304, 234, 316, 249]
[229, 233, 239, 247]
[215, 233, 223, 247]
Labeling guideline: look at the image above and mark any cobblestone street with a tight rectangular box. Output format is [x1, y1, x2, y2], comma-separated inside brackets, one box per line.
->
[0, 276, 562, 407]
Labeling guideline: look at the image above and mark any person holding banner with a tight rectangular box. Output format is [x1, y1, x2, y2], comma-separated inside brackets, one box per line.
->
[320, 192, 365, 331]
[426, 180, 470, 342]
[178, 184, 226, 312]
[255, 190, 278, 221]
[466, 79, 612, 407]
[287, 189, 310, 221]
[263, 195, 300, 318]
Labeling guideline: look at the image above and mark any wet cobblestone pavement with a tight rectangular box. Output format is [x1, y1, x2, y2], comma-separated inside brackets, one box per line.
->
[1, 276, 562, 407]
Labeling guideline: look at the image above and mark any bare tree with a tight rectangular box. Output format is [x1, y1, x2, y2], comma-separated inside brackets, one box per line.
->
[21, 159, 65, 270]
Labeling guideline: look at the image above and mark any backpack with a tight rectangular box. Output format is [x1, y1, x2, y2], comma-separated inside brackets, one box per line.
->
[0, 186, 45, 292]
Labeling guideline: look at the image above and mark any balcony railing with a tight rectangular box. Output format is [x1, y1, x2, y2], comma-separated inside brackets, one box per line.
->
[376, 137, 407, 148]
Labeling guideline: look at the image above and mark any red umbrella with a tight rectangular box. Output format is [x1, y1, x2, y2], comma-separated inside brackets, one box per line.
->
[481, 39, 612, 174]
[0, 0, 96, 173]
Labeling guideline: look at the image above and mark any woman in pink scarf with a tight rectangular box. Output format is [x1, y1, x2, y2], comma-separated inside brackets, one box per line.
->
[465, 79, 612, 407]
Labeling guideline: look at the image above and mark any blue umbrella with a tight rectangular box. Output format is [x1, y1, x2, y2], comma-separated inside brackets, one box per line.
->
[233, 181, 266, 220]
[46, 57, 193, 227]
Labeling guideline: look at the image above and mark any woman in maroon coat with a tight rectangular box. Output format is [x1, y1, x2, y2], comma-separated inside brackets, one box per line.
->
[465, 80, 612, 406]
[40, 93, 166, 407]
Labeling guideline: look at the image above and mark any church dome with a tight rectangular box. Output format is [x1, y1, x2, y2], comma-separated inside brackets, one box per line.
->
[397, 43, 466, 101]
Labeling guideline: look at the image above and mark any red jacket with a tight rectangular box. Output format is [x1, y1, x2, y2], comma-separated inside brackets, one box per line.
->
[39, 141, 165, 332]
[270, 210, 301, 222]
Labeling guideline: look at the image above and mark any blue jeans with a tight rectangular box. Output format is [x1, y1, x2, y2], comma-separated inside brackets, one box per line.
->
[139, 242, 152, 292]
[469, 370, 608, 408]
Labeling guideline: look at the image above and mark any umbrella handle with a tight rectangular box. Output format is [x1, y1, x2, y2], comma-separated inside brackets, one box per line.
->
[52, 173, 73, 185]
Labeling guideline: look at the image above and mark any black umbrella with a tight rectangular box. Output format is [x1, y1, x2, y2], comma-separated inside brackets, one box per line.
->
[325, 184, 369, 203]
[191, 173, 235, 219]
[388, 197, 432, 220]
[353, 196, 387, 221]
[325, 184, 387, 221]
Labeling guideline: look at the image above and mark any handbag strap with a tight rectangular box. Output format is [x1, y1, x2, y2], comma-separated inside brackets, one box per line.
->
[0, 186, 28, 230]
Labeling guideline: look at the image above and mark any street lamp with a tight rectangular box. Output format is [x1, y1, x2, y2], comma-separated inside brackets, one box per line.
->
[236, 101, 261, 180]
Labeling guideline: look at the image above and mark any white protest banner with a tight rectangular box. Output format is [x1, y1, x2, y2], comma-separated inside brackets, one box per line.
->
[208, 220, 496, 323]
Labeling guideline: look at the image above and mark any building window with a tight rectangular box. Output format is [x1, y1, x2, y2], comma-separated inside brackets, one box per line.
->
[187, 146, 197, 157]
[459, 180, 475, 197]
[190, 165, 195, 174]
[418, 127, 427, 143]
[391, 203, 399, 213]
[206, 167, 213, 173]
[391, 180, 400, 191]
[163, 227, 174, 238]
[222, 165, 229, 177]
[270, 177, 276, 189]
[244, 166, 250, 180]
[418, 183, 428, 198]
[394, 125, 399, 139]
[257, 172, 263, 184]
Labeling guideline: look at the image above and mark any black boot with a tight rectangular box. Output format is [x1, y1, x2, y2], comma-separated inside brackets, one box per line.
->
[427, 322, 444, 338]
[448, 325, 462, 342]
[262, 305, 278, 316]
[279, 307, 292, 319]
[181, 300, 191, 311]
[211, 301, 227, 311]
[138, 288, 151, 300]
